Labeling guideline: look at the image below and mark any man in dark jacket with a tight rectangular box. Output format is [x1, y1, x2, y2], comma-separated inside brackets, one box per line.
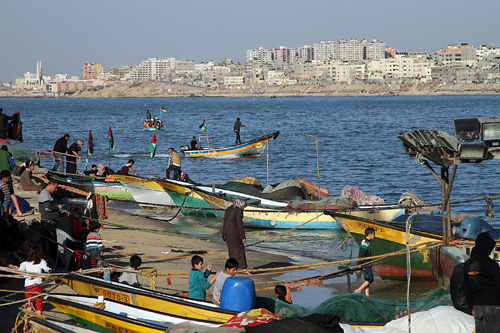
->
[38, 180, 63, 222]
[0, 108, 16, 140]
[53, 134, 70, 172]
[464, 232, 500, 333]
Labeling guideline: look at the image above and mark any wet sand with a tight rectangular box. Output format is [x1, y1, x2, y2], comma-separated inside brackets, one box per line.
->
[2, 182, 441, 330]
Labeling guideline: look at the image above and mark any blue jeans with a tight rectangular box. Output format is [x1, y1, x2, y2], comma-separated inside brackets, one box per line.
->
[235, 130, 241, 145]
[53, 153, 65, 172]
[474, 305, 500, 333]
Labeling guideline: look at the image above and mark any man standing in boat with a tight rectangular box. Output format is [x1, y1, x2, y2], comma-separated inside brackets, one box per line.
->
[233, 118, 246, 145]
[52, 134, 70, 172]
[165, 147, 181, 180]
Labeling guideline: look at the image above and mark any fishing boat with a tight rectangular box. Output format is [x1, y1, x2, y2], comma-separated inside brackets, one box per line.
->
[47, 170, 133, 201]
[112, 174, 175, 208]
[28, 317, 102, 333]
[180, 131, 279, 158]
[46, 294, 221, 332]
[195, 187, 403, 230]
[61, 273, 237, 323]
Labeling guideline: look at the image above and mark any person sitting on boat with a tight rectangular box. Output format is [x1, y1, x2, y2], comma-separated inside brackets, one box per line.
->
[81, 164, 98, 176]
[120, 159, 138, 176]
[96, 163, 108, 177]
[190, 136, 199, 150]
[119, 254, 142, 287]
[165, 148, 181, 180]
[20, 160, 44, 193]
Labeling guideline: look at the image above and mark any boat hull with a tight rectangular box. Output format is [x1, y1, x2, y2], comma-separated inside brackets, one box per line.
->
[156, 178, 214, 216]
[47, 171, 133, 201]
[62, 273, 236, 323]
[181, 131, 279, 159]
[331, 212, 441, 281]
[113, 174, 175, 207]
[47, 294, 220, 333]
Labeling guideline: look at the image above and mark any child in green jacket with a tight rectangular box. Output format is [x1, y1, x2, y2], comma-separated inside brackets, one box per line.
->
[188, 255, 215, 301]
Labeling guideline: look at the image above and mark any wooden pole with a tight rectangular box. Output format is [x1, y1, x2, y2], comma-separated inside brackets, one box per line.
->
[150, 157, 153, 178]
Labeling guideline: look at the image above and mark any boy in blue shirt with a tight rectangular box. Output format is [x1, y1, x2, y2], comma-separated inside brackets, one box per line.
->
[354, 227, 375, 296]
[188, 255, 214, 301]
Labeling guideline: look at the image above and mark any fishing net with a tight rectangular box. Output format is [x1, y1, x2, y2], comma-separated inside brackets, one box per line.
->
[256, 287, 453, 323]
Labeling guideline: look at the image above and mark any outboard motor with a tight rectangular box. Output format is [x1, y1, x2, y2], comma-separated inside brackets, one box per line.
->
[180, 145, 189, 153]
[458, 216, 494, 240]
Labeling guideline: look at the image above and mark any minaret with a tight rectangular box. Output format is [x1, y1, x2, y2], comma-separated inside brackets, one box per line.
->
[36, 61, 42, 84]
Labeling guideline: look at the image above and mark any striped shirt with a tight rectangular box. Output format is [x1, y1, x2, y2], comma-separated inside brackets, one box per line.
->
[86, 231, 104, 252]
[0, 181, 12, 203]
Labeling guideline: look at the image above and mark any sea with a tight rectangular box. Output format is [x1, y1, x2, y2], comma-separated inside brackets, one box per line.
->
[3, 95, 500, 306]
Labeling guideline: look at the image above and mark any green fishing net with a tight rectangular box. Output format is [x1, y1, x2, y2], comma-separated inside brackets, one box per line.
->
[256, 287, 453, 323]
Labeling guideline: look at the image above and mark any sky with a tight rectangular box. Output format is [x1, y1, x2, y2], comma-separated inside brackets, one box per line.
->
[1, 0, 500, 82]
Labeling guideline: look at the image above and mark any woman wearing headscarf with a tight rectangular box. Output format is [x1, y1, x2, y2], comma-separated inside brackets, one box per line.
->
[96, 163, 107, 177]
[20, 160, 43, 193]
[222, 198, 248, 269]
[66, 140, 84, 174]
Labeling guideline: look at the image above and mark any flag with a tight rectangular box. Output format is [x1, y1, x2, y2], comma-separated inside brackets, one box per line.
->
[88, 130, 94, 155]
[160, 107, 167, 113]
[199, 118, 206, 132]
[107, 126, 115, 151]
[149, 134, 156, 158]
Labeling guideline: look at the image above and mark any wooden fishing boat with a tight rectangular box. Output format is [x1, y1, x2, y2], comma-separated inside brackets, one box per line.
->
[46, 294, 221, 332]
[47, 170, 133, 201]
[112, 174, 175, 208]
[180, 131, 279, 158]
[326, 211, 443, 280]
[195, 188, 404, 230]
[29, 317, 102, 333]
[61, 273, 237, 322]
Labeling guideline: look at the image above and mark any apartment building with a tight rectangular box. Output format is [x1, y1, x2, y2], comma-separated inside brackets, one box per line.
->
[297, 45, 314, 62]
[364, 40, 386, 60]
[313, 40, 337, 61]
[82, 63, 103, 80]
[247, 47, 273, 65]
[433, 44, 477, 67]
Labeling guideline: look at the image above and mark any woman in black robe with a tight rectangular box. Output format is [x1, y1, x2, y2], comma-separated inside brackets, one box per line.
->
[222, 199, 247, 269]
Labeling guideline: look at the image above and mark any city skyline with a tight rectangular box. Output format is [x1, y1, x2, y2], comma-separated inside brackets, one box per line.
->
[1, 0, 500, 82]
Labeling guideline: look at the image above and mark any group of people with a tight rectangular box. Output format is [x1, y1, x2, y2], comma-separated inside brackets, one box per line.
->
[144, 110, 164, 129]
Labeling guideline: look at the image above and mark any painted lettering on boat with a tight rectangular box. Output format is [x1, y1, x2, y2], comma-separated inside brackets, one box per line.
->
[94, 185, 128, 193]
[105, 322, 138, 333]
[358, 222, 384, 234]
[92, 286, 130, 303]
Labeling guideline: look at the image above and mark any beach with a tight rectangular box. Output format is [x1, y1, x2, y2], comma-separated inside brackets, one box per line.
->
[1, 175, 444, 331]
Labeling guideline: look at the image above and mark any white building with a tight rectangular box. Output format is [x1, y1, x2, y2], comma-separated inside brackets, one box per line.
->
[125, 57, 176, 81]
[247, 47, 273, 65]
[364, 40, 386, 60]
[313, 41, 337, 61]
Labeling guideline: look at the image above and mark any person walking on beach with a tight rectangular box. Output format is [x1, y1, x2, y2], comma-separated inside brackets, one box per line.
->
[165, 148, 181, 180]
[233, 118, 246, 145]
[52, 134, 70, 172]
[222, 198, 248, 270]
[354, 227, 375, 296]
[66, 139, 84, 174]
[463, 232, 500, 332]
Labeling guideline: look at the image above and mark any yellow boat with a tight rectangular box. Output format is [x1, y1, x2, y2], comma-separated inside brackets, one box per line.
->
[29, 317, 102, 333]
[62, 273, 237, 323]
[46, 294, 221, 333]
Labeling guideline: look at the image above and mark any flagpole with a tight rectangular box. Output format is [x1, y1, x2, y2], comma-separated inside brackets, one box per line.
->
[150, 157, 153, 178]
[85, 130, 90, 171]
[205, 117, 210, 148]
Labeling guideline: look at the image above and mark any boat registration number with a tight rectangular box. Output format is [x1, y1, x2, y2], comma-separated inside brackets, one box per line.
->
[92, 286, 130, 303]
[105, 322, 138, 333]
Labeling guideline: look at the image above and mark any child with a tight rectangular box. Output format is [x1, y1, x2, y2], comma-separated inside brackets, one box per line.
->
[119, 254, 142, 287]
[188, 255, 214, 301]
[86, 220, 104, 266]
[0, 170, 22, 218]
[275, 284, 292, 304]
[354, 227, 376, 296]
[10, 245, 51, 315]
[212, 258, 238, 305]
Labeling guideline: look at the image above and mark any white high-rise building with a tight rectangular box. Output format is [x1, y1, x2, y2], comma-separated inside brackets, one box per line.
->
[364, 40, 386, 60]
[125, 57, 176, 81]
[338, 40, 363, 62]
[247, 47, 273, 65]
[313, 41, 337, 61]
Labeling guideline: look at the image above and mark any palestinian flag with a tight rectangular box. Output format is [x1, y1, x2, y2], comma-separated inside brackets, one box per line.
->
[88, 130, 94, 155]
[160, 107, 167, 113]
[149, 134, 156, 158]
[199, 118, 207, 132]
[107, 126, 115, 151]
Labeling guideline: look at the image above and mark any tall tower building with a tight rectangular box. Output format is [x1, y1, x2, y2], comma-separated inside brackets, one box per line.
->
[82, 63, 103, 80]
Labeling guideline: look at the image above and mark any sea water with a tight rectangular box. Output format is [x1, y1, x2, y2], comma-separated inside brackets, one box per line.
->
[3, 96, 500, 301]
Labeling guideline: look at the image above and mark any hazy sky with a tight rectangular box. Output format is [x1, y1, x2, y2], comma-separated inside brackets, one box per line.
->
[1, 0, 500, 82]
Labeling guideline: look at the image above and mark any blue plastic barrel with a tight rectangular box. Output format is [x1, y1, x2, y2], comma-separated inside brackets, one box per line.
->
[219, 276, 256, 312]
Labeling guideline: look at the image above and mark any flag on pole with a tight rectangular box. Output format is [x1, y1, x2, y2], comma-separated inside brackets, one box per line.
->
[199, 118, 207, 132]
[160, 107, 167, 113]
[107, 126, 115, 151]
[88, 130, 94, 155]
[149, 134, 156, 158]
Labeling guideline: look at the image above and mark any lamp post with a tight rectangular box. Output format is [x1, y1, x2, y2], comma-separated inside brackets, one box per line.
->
[302, 133, 320, 199]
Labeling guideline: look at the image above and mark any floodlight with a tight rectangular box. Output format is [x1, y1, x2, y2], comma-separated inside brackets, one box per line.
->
[482, 122, 500, 147]
[459, 143, 488, 163]
[454, 118, 480, 142]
